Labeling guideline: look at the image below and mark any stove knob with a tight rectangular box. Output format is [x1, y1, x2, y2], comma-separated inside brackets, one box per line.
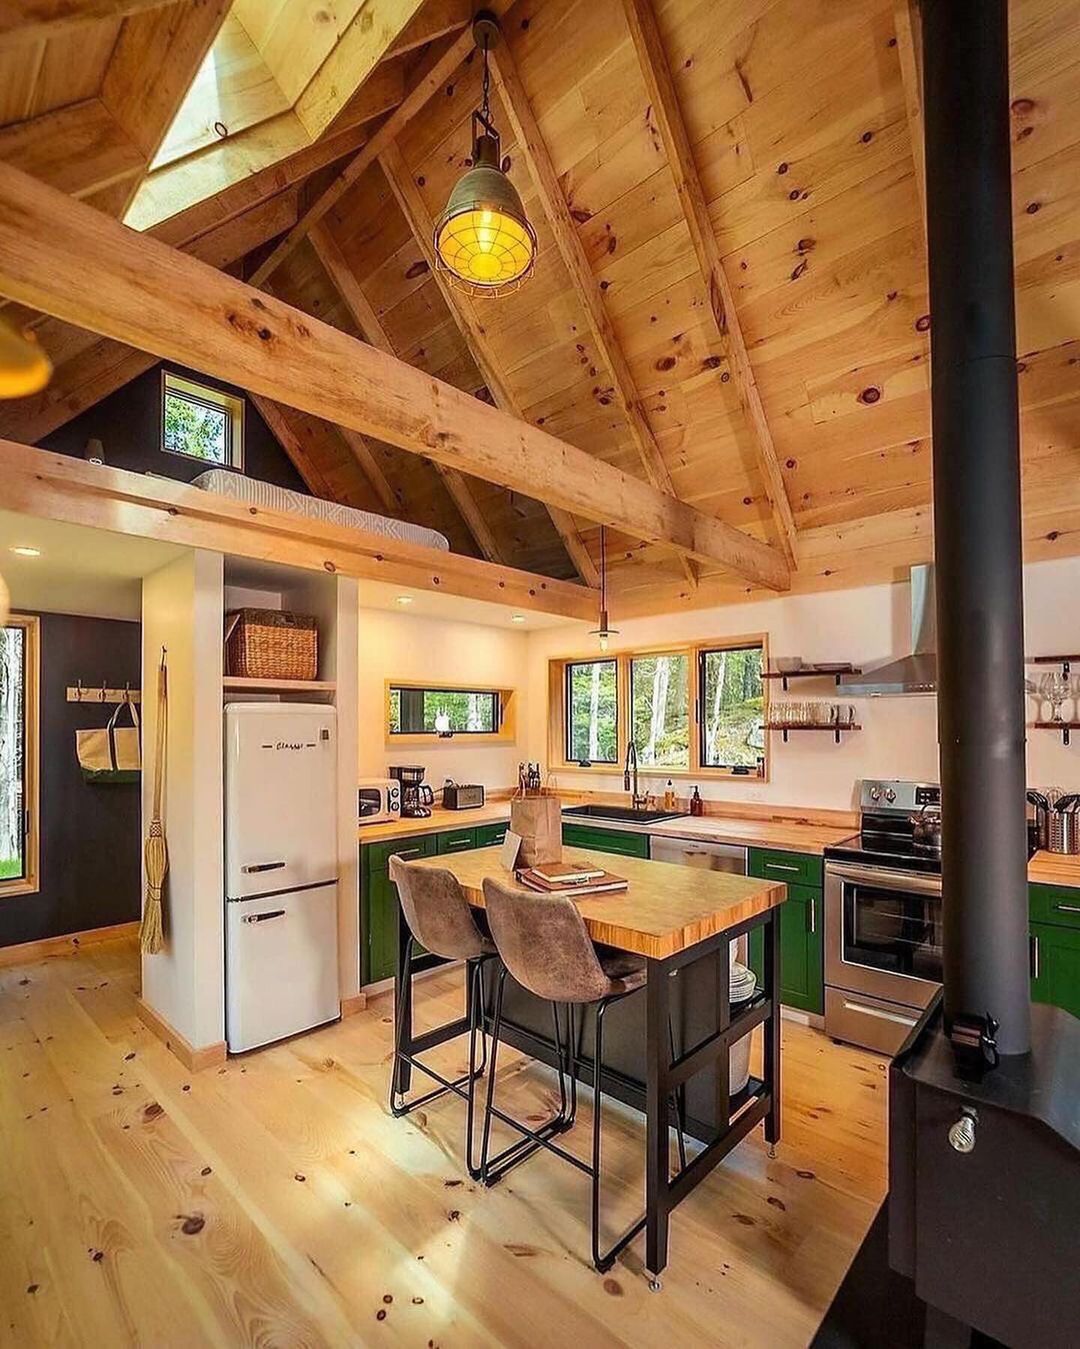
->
[885, 788, 896, 803]
[869, 787, 882, 802]
[948, 1107, 978, 1154]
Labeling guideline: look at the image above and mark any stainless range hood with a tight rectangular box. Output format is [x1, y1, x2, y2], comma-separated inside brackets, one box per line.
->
[841, 564, 937, 695]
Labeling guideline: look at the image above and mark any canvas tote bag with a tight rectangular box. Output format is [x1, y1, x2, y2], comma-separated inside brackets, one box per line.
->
[77, 696, 141, 784]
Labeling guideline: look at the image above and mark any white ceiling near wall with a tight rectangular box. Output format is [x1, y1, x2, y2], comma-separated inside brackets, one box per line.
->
[355, 579, 573, 632]
[0, 512, 186, 621]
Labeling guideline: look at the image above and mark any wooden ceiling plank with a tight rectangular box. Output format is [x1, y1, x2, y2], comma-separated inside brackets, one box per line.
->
[338, 427, 399, 515]
[249, 392, 336, 499]
[378, 139, 600, 584]
[893, 0, 927, 220]
[619, 0, 800, 572]
[0, 97, 143, 199]
[489, 41, 696, 589]
[0, 0, 172, 44]
[386, 0, 470, 58]
[0, 160, 790, 589]
[249, 20, 491, 285]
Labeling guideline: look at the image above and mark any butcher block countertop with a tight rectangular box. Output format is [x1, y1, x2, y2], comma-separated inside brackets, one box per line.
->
[1028, 851, 1080, 886]
[408, 846, 787, 959]
[358, 800, 854, 855]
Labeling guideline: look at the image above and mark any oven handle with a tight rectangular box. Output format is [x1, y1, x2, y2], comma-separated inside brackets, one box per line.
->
[841, 998, 920, 1028]
[826, 860, 942, 895]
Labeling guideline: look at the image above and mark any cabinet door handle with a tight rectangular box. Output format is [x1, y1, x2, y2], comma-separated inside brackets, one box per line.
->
[808, 896, 816, 935]
[1054, 903, 1080, 914]
[395, 848, 420, 861]
[1030, 933, 1040, 980]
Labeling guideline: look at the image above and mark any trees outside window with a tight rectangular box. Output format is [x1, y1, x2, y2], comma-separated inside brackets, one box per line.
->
[566, 660, 617, 763]
[0, 615, 38, 894]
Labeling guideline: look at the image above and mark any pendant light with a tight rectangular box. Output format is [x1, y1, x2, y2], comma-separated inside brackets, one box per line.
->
[588, 526, 619, 652]
[0, 314, 51, 399]
[433, 11, 536, 297]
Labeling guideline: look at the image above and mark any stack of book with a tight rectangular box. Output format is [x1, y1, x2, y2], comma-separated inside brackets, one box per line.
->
[514, 859, 628, 897]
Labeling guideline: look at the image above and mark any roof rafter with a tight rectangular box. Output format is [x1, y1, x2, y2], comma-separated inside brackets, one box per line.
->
[0, 0, 172, 44]
[0, 159, 790, 589]
[619, 0, 800, 570]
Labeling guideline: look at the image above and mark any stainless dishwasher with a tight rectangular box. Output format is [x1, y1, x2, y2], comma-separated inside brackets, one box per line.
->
[649, 835, 748, 874]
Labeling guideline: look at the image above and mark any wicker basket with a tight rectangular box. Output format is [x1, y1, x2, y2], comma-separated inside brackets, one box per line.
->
[224, 609, 318, 681]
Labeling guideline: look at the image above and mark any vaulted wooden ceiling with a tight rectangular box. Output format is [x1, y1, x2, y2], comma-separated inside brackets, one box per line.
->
[0, 0, 1077, 618]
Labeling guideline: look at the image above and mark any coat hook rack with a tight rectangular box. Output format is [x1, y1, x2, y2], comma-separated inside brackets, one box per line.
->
[66, 680, 141, 705]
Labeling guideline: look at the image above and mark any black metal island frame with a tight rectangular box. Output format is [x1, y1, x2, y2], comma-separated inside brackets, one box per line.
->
[391, 846, 786, 1281]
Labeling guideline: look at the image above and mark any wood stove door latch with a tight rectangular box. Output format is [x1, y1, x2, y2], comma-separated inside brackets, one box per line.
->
[947, 1106, 979, 1154]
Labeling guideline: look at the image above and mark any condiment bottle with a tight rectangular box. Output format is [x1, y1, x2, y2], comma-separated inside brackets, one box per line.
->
[690, 786, 703, 817]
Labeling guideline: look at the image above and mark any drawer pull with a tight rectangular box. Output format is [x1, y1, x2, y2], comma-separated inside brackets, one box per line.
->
[842, 999, 918, 1028]
[395, 848, 420, 860]
[766, 862, 800, 873]
[1054, 902, 1080, 914]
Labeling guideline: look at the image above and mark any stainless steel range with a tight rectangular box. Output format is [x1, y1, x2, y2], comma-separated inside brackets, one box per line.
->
[824, 780, 943, 1054]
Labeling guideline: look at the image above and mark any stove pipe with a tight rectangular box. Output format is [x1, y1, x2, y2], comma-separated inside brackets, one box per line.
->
[923, 0, 1031, 1056]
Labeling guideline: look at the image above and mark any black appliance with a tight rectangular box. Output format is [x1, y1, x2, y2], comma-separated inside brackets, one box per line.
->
[389, 764, 434, 819]
[825, 780, 943, 1053]
[441, 781, 485, 810]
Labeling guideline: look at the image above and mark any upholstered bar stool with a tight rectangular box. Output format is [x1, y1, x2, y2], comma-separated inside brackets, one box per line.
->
[388, 856, 499, 1178]
[479, 876, 686, 1273]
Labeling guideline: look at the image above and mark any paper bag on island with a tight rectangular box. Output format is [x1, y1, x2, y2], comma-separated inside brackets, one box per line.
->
[510, 794, 562, 867]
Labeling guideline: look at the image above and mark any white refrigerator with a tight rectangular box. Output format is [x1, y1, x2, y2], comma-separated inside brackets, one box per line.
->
[224, 703, 340, 1053]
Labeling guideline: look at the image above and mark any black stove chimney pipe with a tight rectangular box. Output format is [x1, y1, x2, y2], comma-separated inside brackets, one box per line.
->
[922, 0, 1031, 1056]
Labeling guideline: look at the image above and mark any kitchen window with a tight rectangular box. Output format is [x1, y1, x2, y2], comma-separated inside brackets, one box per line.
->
[0, 615, 39, 897]
[565, 659, 618, 764]
[549, 634, 768, 778]
[386, 681, 516, 742]
[699, 642, 766, 771]
[161, 371, 244, 469]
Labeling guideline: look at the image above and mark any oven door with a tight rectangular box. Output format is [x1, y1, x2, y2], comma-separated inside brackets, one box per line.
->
[825, 861, 942, 1007]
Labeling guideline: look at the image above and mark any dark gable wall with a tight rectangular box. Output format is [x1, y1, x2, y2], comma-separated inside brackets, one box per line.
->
[39, 361, 310, 493]
[0, 613, 142, 948]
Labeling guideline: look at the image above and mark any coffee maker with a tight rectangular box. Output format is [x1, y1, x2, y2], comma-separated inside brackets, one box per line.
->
[389, 764, 434, 819]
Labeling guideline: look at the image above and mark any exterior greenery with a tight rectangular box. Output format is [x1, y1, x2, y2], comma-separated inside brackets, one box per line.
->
[700, 644, 765, 770]
[566, 659, 617, 762]
[163, 388, 229, 463]
[630, 653, 689, 769]
[388, 686, 499, 734]
[0, 624, 26, 881]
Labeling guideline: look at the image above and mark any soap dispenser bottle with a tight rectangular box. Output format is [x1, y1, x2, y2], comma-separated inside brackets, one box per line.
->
[690, 786, 703, 817]
[664, 779, 676, 810]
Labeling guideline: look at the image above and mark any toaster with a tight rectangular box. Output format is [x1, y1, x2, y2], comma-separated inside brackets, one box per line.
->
[442, 782, 485, 810]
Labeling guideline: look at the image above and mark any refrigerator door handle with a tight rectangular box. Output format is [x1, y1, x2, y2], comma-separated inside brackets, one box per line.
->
[241, 861, 287, 874]
[242, 909, 287, 924]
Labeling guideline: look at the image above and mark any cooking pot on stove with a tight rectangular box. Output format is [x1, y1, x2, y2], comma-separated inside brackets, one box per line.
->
[908, 804, 943, 853]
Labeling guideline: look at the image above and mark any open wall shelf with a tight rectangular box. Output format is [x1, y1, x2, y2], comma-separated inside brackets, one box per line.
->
[764, 723, 861, 744]
[222, 676, 336, 695]
[1031, 721, 1080, 746]
[762, 664, 861, 691]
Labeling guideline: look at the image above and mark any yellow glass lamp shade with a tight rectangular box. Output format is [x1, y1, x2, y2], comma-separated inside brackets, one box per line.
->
[0, 315, 51, 398]
[434, 154, 536, 296]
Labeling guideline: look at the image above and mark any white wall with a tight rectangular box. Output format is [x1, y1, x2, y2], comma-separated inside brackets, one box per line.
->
[358, 607, 529, 790]
[141, 550, 224, 1050]
[522, 557, 1080, 812]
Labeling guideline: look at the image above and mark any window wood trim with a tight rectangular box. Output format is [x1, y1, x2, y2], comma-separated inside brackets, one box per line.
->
[160, 369, 245, 471]
[384, 679, 518, 746]
[0, 614, 40, 899]
[547, 634, 769, 781]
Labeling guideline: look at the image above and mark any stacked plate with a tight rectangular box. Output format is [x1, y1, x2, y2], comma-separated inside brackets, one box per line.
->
[730, 961, 758, 1004]
[729, 962, 757, 1097]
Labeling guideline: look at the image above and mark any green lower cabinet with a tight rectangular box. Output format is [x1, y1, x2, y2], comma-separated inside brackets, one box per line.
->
[1030, 921, 1080, 1019]
[365, 868, 402, 985]
[436, 826, 477, 854]
[562, 823, 650, 858]
[748, 882, 824, 1015]
[476, 821, 508, 848]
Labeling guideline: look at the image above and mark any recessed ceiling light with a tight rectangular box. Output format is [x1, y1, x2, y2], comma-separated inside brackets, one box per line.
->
[511, 614, 526, 623]
[10, 545, 41, 557]
[395, 595, 413, 605]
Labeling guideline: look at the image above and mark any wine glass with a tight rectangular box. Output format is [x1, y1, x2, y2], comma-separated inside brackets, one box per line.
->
[1041, 671, 1070, 723]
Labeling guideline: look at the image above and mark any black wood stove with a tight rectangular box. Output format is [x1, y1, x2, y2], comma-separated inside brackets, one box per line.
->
[886, 3, 1080, 1346]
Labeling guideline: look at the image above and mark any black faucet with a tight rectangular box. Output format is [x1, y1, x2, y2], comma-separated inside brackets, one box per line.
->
[623, 741, 648, 810]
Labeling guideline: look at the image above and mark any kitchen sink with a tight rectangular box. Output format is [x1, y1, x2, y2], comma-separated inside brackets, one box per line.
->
[562, 804, 688, 825]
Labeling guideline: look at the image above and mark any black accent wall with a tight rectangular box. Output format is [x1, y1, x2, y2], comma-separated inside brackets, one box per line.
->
[0, 613, 142, 949]
[39, 361, 309, 493]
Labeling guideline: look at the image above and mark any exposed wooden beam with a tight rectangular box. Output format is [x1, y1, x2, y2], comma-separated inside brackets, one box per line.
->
[249, 394, 337, 499]
[249, 20, 490, 286]
[338, 428, 399, 515]
[307, 219, 503, 562]
[489, 42, 696, 590]
[619, 0, 800, 571]
[0, 0, 172, 44]
[378, 142, 602, 585]
[0, 439, 598, 620]
[893, 0, 927, 220]
[0, 99, 143, 199]
[0, 162, 790, 589]
[386, 0, 470, 57]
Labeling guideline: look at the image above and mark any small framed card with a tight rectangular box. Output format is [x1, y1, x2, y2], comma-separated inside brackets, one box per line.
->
[500, 829, 523, 871]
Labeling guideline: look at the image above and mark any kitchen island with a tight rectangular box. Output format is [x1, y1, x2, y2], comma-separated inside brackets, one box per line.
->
[395, 846, 786, 1281]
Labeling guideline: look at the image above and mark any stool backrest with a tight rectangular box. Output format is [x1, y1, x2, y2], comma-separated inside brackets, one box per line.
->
[482, 877, 610, 1003]
[390, 857, 488, 961]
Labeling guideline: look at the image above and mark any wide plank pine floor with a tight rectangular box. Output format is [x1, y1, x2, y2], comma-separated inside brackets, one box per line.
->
[0, 938, 887, 1347]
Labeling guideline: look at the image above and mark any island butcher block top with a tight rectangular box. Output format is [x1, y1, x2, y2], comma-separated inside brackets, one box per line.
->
[407, 846, 787, 960]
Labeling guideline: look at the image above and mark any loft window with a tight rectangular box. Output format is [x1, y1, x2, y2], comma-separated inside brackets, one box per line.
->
[565, 659, 618, 764]
[161, 371, 244, 469]
[699, 642, 766, 772]
[0, 615, 39, 897]
[388, 684, 504, 736]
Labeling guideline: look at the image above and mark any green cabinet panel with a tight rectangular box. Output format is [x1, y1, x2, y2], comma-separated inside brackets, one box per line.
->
[1030, 883, 1080, 932]
[1031, 921, 1080, 1019]
[562, 823, 650, 858]
[476, 821, 509, 848]
[748, 882, 824, 1015]
[748, 847, 823, 889]
[365, 869, 401, 985]
[364, 832, 437, 873]
[436, 827, 477, 854]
